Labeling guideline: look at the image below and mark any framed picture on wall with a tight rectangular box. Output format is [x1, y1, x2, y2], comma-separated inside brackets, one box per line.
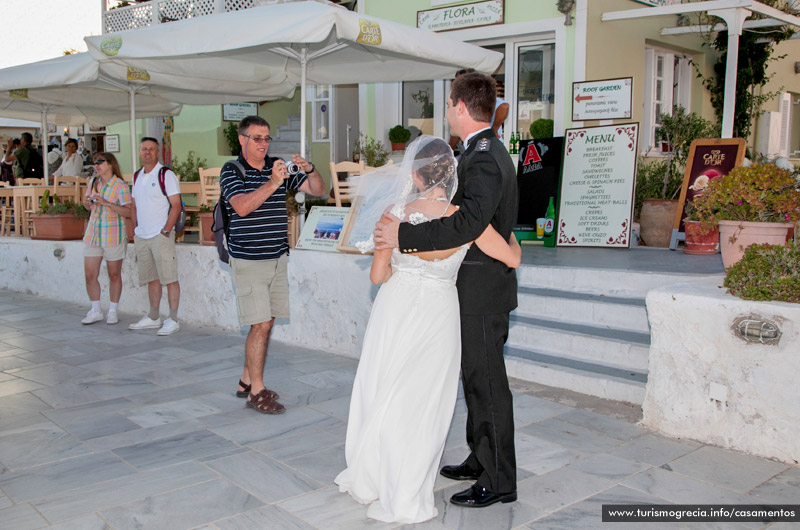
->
[87, 125, 106, 134]
[76, 125, 85, 136]
[105, 134, 120, 153]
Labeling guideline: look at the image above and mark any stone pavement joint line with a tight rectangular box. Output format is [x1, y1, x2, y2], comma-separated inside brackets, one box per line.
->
[0, 289, 796, 529]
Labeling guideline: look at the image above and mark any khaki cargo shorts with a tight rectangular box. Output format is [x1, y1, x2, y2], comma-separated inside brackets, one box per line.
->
[134, 232, 179, 285]
[230, 253, 289, 326]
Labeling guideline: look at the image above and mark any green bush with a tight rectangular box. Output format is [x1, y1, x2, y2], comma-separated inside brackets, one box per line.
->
[171, 150, 208, 182]
[40, 199, 89, 219]
[224, 122, 241, 156]
[529, 119, 554, 140]
[724, 242, 800, 303]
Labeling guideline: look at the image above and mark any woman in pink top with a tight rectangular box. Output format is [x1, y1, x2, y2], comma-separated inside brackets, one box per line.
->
[80, 152, 132, 325]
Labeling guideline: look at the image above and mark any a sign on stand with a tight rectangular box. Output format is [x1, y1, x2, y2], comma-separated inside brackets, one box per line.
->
[557, 123, 638, 248]
[572, 78, 632, 121]
[514, 137, 564, 244]
[295, 206, 352, 252]
[669, 138, 746, 249]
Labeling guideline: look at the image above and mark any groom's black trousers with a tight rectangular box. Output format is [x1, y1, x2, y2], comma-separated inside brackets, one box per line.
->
[460, 312, 517, 494]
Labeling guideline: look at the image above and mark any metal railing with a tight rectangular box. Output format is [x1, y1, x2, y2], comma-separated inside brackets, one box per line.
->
[103, 0, 257, 33]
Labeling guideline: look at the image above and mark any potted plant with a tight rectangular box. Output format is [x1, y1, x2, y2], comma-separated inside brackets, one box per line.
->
[682, 201, 719, 255]
[637, 107, 719, 248]
[388, 125, 411, 151]
[197, 203, 214, 245]
[31, 192, 89, 241]
[636, 158, 682, 247]
[690, 162, 800, 268]
[353, 133, 390, 167]
[223, 122, 241, 156]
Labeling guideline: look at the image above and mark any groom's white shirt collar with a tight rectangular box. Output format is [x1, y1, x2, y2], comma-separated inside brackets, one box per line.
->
[463, 127, 492, 150]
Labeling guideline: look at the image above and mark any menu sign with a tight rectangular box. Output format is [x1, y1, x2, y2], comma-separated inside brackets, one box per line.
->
[557, 124, 638, 248]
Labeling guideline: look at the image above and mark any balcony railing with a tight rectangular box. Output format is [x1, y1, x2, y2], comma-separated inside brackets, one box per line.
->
[103, 0, 354, 33]
[104, 0, 258, 33]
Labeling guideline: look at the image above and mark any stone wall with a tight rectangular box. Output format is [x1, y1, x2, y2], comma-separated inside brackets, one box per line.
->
[643, 277, 800, 463]
[0, 238, 374, 358]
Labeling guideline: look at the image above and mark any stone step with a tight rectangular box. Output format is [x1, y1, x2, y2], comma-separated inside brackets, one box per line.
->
[516, 286, 650, 334]
[516, 264, 710, 299]
[504, 346, 647, 404]
[276, 129, 301, 141]
[508, 314, 651, 371]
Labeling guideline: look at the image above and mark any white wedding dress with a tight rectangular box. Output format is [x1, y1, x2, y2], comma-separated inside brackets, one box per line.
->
[335, 244, 469, 524]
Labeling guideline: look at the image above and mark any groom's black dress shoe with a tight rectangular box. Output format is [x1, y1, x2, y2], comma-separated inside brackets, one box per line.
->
[440, 461, 481, 481]
[449, 483, 517, 508]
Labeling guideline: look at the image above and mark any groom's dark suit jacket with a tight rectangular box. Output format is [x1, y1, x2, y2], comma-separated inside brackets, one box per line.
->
[398, 128, 518, 315]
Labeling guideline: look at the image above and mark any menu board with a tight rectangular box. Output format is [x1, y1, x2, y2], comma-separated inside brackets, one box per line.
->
[557, 123, 638, 248]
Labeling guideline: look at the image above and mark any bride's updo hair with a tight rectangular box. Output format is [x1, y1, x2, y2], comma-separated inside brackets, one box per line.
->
[415, 137, 455, 188]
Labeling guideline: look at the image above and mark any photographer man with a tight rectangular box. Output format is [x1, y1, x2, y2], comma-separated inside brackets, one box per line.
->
[5, 132, 43, 181]
[219, 115, 325, 415]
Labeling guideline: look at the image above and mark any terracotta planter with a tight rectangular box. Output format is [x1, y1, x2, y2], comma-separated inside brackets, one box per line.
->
[639, 199, 679, 248]
[31, 214, 85, 241]
[390, 142, 406, 151]
[718, 220, 794, 268]
[683, 220, 719, 255]
[198, 211, 215, 246]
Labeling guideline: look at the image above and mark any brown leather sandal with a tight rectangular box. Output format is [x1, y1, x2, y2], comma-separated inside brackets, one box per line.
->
[236, 380, 279, 400]
[247, 388, 286, 414]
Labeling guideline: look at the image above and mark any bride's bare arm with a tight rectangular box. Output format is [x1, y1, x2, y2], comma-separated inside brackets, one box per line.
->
[370, 215, 395, 284]
[475, 226, 521, 268]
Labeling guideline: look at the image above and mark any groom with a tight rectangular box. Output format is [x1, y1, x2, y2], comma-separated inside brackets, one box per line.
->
[374, 72, 518, 507]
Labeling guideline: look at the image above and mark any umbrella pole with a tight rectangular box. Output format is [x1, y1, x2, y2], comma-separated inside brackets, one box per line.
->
[300, 48, 308, 159]
[129, 87, 138, 172]
[41, 109, 50, 185]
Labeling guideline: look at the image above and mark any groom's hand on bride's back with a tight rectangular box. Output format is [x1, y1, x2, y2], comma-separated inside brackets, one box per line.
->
[374, 213, 401, 250]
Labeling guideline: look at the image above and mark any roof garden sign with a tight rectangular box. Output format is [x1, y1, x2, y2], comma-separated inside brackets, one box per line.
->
[572, 78, 633, 121]
[417, 0, 504, 32]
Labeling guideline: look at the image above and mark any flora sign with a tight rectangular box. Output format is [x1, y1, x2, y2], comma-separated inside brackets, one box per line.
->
[417, 0, 503, 32]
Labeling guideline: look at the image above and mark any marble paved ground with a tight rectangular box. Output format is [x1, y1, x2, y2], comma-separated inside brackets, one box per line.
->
[0, 289, 797, 530]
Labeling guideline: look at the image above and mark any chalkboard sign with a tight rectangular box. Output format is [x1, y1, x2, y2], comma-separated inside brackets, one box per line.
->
[515, 137, 564, 242]
[668, 138, 746, 249]
[557, 123, 638, 248]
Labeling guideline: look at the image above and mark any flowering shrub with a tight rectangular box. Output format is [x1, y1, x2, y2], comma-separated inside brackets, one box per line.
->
[690, 163, 800, 225]
[724, 242, 800, 303]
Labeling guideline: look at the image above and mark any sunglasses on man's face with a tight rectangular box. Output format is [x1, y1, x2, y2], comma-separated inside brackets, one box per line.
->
[93, 159, 106, 165]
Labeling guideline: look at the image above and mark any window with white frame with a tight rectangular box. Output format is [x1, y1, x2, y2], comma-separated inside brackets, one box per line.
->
[311, 85, 330, 141]
[643, 46, 692, 153]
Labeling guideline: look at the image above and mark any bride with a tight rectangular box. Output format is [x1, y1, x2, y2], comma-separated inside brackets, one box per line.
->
[335, 135, 520, 524]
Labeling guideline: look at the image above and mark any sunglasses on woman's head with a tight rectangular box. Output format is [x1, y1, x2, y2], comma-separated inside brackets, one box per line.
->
[93, 159, 105, 165]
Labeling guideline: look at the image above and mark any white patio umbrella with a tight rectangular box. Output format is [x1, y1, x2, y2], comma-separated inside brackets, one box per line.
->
[0, 53, 183, 180]
[0, 52, 296, 175]
[85, 0, 503, 156]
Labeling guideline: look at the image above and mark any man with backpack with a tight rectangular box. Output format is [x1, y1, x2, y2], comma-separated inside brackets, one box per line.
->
[220, 115, 325, 414]
[5, 132, 43, 181]
[128, 136, 182, 336]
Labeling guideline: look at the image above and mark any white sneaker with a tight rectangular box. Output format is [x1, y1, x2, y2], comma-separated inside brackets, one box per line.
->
[157, 318, 180, 336]
[106, 310, 119, 325]
[129, 315, 161, 330]
[81, 309, 104, 325]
